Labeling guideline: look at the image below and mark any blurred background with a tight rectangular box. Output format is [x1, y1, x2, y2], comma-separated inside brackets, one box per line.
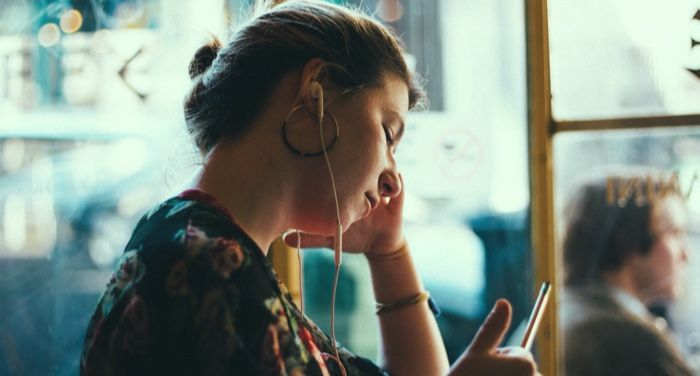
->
[0, 1, 532, 374]
[2, 0, 700, 375]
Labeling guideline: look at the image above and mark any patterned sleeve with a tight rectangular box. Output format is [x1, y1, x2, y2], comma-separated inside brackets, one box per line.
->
[82, 199, 388, 375]
[81, 208, 258, 374]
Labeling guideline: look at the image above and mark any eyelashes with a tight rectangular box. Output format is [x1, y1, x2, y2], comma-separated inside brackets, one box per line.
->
[383, 125, 394, 146]
[383, 125, 399, 155]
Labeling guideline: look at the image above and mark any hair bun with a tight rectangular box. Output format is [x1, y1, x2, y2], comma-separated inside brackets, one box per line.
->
[188, 38, 222, 79]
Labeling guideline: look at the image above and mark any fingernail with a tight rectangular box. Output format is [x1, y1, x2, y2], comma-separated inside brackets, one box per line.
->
[491, 299, 504, 313]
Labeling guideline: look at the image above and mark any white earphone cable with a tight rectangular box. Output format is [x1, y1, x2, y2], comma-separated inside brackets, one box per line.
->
[318, 105, 347, 376]
[296, 229, 304, 315]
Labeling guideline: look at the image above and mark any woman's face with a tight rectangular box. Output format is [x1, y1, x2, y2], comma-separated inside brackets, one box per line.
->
[634, 195, 690, 303]
[298, 75, 408, 234]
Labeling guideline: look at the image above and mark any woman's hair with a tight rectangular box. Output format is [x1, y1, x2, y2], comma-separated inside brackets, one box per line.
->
[561, 168, 683, 286]
[184, 0, 425, 154]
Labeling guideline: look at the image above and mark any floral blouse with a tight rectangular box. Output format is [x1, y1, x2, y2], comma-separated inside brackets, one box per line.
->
[81, 189, 386, 376]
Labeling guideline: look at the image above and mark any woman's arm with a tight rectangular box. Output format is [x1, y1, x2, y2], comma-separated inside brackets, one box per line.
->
[285, 174, 538, 375]
[366, 248, 539, 376]
[366, 244, 450, 375]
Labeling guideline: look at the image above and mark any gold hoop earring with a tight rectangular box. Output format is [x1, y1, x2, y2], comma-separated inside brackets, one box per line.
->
[281, 104, 339, 157]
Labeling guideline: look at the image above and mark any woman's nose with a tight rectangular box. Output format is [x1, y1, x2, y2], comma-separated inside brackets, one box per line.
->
[379, 171, 401, 198]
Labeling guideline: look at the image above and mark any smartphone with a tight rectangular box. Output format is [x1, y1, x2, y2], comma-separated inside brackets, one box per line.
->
[520, 281, 551, 351]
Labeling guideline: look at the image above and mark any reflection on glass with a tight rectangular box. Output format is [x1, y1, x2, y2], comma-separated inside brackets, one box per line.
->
[4, 194, 27, 253]
[555, 128, 700, 374]
[549, 0, 700, 120]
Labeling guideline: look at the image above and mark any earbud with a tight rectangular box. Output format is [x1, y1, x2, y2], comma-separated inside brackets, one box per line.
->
[309, 80, 324, 120]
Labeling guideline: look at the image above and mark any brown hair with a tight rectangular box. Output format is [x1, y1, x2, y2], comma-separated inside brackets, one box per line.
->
[184, 0, 425, 154]
[561, 169, 683, 286]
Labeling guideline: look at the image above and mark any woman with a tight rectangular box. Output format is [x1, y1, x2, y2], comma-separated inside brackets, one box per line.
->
[81, 1, 538, 375]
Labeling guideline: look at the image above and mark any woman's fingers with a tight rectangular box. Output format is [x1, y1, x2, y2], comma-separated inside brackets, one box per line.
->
[282, 231, 333, 249]
[282, 229, 369, 254]
[466, 299, 512, 354]
[447, 299, 539, 376]
[281, 173, 406, 254]
[282, 173, 407, 255]
[496, 356, 537, 375]
[496, 346, 534, 360]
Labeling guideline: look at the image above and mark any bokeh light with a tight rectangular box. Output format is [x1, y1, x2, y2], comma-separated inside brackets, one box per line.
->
[59, 9, 83, 34]
[37, 23, 61, 47]
[116, 1, 145, 26]
[377, 0, 404, 23]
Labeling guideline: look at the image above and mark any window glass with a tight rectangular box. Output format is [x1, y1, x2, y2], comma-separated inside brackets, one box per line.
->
[1, 1, 205, 373]
[554, 128, 700, 374]
[0, 0, 532, 373]
[549, 0, 700, 120]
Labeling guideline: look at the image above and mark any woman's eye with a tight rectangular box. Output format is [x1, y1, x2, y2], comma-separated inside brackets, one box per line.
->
[383, 126, 394, 145]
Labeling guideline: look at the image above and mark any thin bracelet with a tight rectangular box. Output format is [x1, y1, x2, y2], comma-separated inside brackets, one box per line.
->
[375, 291, 431, 315]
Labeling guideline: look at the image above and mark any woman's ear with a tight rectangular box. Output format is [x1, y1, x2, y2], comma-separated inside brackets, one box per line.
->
[298, 58, 327, 116]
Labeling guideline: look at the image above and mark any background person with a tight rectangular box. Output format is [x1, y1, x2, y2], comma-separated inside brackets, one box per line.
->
[559, 168, 693, 376]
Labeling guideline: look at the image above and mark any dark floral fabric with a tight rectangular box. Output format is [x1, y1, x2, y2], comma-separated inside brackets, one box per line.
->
[81, 189, 386, 376]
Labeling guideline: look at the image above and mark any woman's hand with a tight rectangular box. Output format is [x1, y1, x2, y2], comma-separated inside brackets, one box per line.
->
[283, 175, 406, 258]
[449, 299, 541, 376]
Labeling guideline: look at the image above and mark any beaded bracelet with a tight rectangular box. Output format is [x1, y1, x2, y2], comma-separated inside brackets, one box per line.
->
[375, 291, 436, 315]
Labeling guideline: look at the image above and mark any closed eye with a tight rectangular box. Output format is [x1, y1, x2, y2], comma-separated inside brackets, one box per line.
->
[383, 125, 394, 146]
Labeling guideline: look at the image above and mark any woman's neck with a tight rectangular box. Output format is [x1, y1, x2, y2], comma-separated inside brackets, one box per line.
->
[188, 76, 306, 253]
[191, 139, 293, 254]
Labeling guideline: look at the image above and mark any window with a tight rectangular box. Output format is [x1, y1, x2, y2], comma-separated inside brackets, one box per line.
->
[1, 0, 536, 373]
[543, 0, 700, 374]
[549, 0, 700, 120]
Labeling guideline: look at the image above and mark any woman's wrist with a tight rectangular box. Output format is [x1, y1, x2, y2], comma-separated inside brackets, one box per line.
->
[375, 291, 442, 317]
[365, 241, 425, 308]
[364, 240, 410, 263]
